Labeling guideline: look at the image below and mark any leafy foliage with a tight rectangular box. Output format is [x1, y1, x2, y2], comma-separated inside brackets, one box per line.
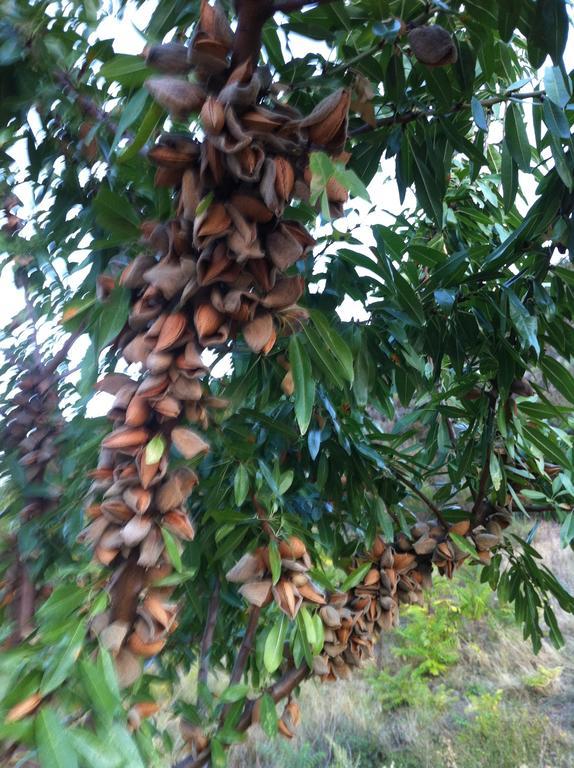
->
[0, 0, 573, 765]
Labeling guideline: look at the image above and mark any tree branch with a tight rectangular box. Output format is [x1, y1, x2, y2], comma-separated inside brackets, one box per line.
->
[351, 90, 545, 137]
[198, 579, 220, 689]
[394, 468, 449, 528]
[229, 604, 261, 685]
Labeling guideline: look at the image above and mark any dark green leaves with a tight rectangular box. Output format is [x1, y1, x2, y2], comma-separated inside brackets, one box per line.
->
[532, 0, 569, 64]
[289, 336, 315, 435]
[540, 356, 574, 405]
[505, 104, 531, 172]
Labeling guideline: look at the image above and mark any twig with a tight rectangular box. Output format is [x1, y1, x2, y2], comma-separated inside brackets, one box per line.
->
[198, 579, 220, 689]
[351, 90, 545, 136]
[394, 468, 449, 528]
[253, 496, 278, 540]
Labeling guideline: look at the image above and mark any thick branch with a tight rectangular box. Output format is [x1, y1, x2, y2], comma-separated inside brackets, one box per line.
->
[231, 0, 274, 68]
[198, 579, 220, 689]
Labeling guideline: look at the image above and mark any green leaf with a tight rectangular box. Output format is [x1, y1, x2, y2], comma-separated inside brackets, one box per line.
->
[544, 66, 571, 107]
[220, 683, 249, 703]
[257, 693, 278, 738]
[542, 98, 570, 140]
[264, 615, 288, 674]
[295, 611, 314, 668]
[340, 562, 372, 592]
[489, 451, 502, 492]
[548, 133, 573, 189]
[289, 335, 315, 435]
[449, 533, 480, 561]
[161, 528, 182, 573]
[309, 151, 335, 204]
[211, 738, 227, 768]
[532, 0, 568, 63]
[393, 272, 425, 325]
[310, 311, 354, 383]
[540, 355, 574, 405]
[96, 285, 130, 352]
[196, 192, 214, 217]
[234, 464, 250, 506]
[145, 434, 166, 465]
[69, 728, 122, 768]
[522, 426, 571, 469]
[118, 101, 164, 163]
[78, 658, 121, 725]
[36, 709, 78, 768]
[560, 512, 574, 547]
[41, 620, 86, 695]
[99, 54, 151, 85]
[93, 187, 140, 239]
[268, 539, 281, 585]
[505, 104, 531, 172]
[501, 140, 518, 213]
[332, 166, 371, 202]
[111, 88, 148, 154]
[471, 96, 488, 131]
[506, 290, 539, 354]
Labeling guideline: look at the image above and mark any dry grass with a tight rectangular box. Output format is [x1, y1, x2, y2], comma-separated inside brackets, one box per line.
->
[229, 522, 574, 768]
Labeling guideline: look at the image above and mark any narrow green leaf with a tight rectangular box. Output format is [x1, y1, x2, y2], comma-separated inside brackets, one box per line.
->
[542, 98, 570, 139]
[540, 355, 574, 405]
[257, 693, 278, 738]
[471, 96, 488, 131]
[36, 709, 78, 768]
[41, 620, 86, 695]
[119, 101, 164, 163]
[522, 426, 570, 469]
[161, 528, 182, 573]
[505, 104, 531, 172]
[263, 615, 288, 674]
[289, 336, 315, 435]
[220, 683, 249, 703]
[268, 539, 281, 585]
[145, 434, 166, 465]
[234, 464, 250, 506]
[501, 140, 518, 212]
[340, 562, 372, 592]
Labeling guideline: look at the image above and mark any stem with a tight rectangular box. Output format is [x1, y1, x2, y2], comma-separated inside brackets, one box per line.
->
[198, 579, 220, 689]
[394, 468, 449, 528]
[229, 604, 261, 685]
[351, 90, 545, 136]
[253, 496, 278, 540]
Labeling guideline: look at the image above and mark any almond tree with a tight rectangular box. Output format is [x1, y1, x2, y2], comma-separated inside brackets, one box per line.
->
[0, 1, 573, 766]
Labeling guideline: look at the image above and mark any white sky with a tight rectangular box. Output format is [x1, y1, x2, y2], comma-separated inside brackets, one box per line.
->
[1, 4, 572, 415]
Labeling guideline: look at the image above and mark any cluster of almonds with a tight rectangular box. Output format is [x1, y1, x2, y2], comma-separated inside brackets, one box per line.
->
[227, 507, 508, 702]
[1, 347, 62, 641]
[83, 0, 351, 681]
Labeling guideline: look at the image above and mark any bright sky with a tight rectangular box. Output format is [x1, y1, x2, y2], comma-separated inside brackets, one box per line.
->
[1, 3, 572, 415]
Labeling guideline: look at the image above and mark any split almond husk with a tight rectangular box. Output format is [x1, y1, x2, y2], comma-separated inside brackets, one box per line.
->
[6, 692, 43, 723]
[171, 427, 209, 460]
[146, 77, 206, 119]
[238, 579, 272, 607]
[243, 313, 274, 354]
